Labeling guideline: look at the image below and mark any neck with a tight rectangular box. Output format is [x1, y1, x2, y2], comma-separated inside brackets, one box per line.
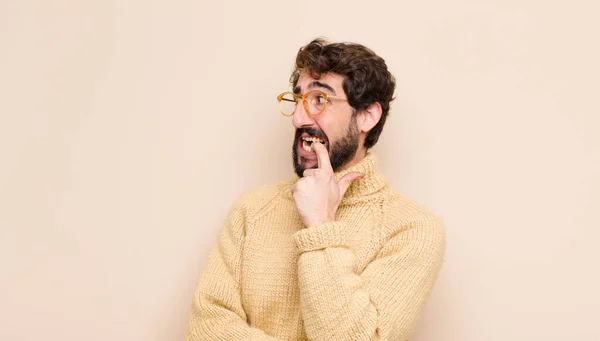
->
[337, 147, 367, 173]
[285, 151, 387, 202]
[332, 151, 387, 201]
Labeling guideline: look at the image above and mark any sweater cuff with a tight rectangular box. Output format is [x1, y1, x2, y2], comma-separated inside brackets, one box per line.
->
[294, 221, 349, 253]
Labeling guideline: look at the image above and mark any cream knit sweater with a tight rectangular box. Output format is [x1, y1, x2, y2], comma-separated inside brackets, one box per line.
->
[185, 153, 446, 340]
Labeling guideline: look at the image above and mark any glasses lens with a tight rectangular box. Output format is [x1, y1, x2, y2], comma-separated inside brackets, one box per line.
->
[279, 93, 297, 116]
[306, 91, 327, 116]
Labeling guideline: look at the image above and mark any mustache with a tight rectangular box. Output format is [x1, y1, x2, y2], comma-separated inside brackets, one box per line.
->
[294, 127, 329, 145]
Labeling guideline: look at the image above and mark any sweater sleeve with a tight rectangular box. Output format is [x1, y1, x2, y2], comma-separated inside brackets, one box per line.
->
[184, 202, 281, 341]
[293, 214, 445, 341]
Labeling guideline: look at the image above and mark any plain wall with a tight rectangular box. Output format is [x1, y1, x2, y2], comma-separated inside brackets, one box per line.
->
[1, 0, 599, 340]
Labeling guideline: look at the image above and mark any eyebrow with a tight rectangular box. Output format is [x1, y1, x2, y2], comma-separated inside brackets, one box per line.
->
[293, 81, 337, 95]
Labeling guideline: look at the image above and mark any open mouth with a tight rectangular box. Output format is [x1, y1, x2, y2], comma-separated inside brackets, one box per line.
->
[301, 136, 325, 152]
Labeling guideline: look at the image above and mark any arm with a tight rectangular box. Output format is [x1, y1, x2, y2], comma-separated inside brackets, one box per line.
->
[293, 214, 445, 341]
[184, 202, 281, 341]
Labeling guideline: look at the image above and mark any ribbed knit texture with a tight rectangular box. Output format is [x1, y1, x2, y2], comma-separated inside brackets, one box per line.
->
[185, 153, 446, 341]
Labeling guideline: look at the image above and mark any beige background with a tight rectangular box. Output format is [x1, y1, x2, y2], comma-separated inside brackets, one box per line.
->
[1, 0, 599, 340]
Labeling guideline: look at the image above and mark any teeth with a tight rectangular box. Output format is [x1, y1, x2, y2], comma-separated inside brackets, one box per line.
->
[302, 136, 324, 144]
[302, 140, 313, 152]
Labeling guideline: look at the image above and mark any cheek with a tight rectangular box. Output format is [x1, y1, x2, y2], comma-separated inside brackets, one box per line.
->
[316, 113, 351, 141]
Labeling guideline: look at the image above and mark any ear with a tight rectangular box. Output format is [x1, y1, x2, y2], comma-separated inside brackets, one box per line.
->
[357, 102, 382, 134]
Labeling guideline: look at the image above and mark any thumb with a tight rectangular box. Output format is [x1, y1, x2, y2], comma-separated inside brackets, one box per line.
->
[338, 172, 364, 196]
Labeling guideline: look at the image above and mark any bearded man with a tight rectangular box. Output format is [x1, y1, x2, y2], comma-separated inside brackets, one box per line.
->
[185, 38, 446, 341]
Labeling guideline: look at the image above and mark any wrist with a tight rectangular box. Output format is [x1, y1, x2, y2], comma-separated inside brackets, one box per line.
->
[294, 221, 349, 252]
[305, 216, 334, 228]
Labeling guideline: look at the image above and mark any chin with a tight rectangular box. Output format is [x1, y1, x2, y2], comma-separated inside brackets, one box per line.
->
[294, 157, 316, 177]
[299, 159, 317, 171]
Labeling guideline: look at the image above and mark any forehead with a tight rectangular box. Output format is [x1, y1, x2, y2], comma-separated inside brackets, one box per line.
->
[295, 71, 345, 93]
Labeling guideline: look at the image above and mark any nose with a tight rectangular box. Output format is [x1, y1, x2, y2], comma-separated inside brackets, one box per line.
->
[292, 100, 316, 128]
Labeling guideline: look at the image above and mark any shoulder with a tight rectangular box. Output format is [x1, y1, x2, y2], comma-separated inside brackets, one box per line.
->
[379, 189, 446, 252]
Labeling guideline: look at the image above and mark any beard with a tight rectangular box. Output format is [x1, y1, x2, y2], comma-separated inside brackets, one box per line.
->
[292, 118, 360, 177]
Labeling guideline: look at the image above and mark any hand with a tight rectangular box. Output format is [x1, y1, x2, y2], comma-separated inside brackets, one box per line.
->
[292, 142, 363, 227]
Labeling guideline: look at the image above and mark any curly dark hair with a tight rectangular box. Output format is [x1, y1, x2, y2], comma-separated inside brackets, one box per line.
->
[290, 38, 396, 149]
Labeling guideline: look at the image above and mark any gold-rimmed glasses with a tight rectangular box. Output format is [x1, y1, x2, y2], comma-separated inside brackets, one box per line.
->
[277, 90, 347, 117]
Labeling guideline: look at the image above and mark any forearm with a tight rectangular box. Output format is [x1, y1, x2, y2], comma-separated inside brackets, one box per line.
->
[294, 219, 445, 341]
[295, 222, 379, 340]
[185, 296, 281, 341]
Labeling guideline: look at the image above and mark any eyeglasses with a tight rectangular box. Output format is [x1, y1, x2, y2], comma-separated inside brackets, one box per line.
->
[277, 90, 347, 117]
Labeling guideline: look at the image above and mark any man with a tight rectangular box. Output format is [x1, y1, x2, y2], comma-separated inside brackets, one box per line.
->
[185, 38, 446, 340]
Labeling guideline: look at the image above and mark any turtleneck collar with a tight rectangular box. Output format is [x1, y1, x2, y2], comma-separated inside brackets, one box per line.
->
[282, 153, 388, 203]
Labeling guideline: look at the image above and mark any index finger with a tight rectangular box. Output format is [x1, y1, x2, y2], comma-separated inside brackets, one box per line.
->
[312, 141, 332, 172]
